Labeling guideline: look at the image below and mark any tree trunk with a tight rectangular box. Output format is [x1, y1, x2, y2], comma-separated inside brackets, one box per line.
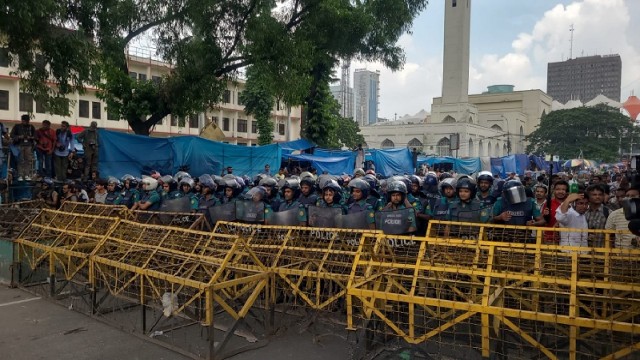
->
[127, 111, 170, 136]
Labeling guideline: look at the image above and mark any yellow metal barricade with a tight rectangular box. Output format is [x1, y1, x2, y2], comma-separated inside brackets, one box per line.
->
[60, 201, 128, 218]
[347, 220, 640, 360]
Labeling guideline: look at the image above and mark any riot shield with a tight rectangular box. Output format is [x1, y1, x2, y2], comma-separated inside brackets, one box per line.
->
[159, 196, 192, 213]
[267, 208, 300, 226]
[336, 211, 371, 230]
[235, 200, 265, 223]
[307, 206, 343, 228]
[157, 197, 192, 224]
[375, 208, 416, 235]
[208, 202, 236, 226]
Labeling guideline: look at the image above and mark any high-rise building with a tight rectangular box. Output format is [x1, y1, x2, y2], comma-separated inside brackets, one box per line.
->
[354, 69, 380, 126]
[547, 54, 622, 103]
[329, 86, 354, 119]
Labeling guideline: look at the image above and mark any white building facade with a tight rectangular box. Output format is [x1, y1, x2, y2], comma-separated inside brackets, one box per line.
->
[0, 50, 301, 145]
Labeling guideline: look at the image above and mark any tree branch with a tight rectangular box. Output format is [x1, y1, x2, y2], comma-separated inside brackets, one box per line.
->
[221, 0, 258, 65]
[123, 9, 187, 46]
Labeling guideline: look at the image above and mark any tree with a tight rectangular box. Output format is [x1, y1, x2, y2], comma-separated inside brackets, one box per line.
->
[2, 0, 429, 135]
[335, 116, 365, 149]
[525, 104, 639, 162]
[239, 67, 275, 145]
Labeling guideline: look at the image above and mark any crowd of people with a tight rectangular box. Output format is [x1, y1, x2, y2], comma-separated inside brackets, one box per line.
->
[1, 115, 99, 182]
[28, 160, 638, 248]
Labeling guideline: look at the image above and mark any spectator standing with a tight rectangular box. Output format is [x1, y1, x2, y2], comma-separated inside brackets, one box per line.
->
[0, 122, 8, 168]
[355, 144, 365, 170]
[93, 178, 108, 204]
[54, 121, 74, 181]
[77, 121, 99, 181]
[605, 186, 640, 249]
[262, 164, 271, 176]
[555, 192, 590, 249]
[35, 120, 56, 178]
[584, 184, 611, 247]
[10, 114, 36, 181]
[67, 152, 84, 180]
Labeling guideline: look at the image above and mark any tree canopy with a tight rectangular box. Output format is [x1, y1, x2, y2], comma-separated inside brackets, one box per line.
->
[525, 104, 639, 162]
[1, 0, 429, 137]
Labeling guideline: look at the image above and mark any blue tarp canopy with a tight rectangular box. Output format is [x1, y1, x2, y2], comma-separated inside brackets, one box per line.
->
[279, 138, 315, 155]
[98, 129, 281, 178]
[368, 148, 413, 176]
[419, 156, 482, 175]
[491, 155, 529, 177]
[282, 153, 355, 175]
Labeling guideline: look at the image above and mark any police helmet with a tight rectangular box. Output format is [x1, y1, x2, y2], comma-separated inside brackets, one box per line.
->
[456, 177, 478, 199]
[408, 175, 423, 187]
[322, 179, 342, 203]
[198, 174, 217, 191]
[259, 177, 278, 188]
[300, 175, 315, 187]
[423, 174, 438, 194]
[224, 178, 243, 197]
[121, 174, 135, 182]
[213, 175, 226, 188]
[244, 185, 267, 201]
[476, 171, 494, 184]
[387, 180, 408, 194]
[161, 175, 178, 192]
[254, 173, 269, 187]
[354, 168, 365, 177]
[174, 171, 191, 183]
[439, 177, 457, 194]
[348, 178, 370, 199]
[439, 172, 453, 181]
[317, 175, 338, 190]
[502, 180, 527, 204]
[142, 177, 159, 191]
[179, 176, 195, 190]
[280, 178, 301, 198]
[107, 176, 120, 186]
[300, 171, 314, 180]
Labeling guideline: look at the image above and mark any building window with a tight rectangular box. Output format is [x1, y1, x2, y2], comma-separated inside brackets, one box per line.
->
[437, 137, 452, 157]
[223, 90, 231, 104]
[211, 116, 218, 125]
[51, 98, 70, 116]
[171, 115, 178, 127]
[189, 114, 199, 128]
[223, 117, 230, 131]
[0, 90, 9, 110]
[237, 91, 244, 105]
[78, 100, 90, 118]
[237, 142, 247, 146]
[452, 0, 457, 7]
[129, 72, 137, 80]
[381, 138, 395, 149]
[36, 98, 46, 114]
[92, 101, 101, 119]
[152, 76, 161, 85]
[251, 121, 257, 133]
[278, 123, 285, 136]
[0, 48, 9, 67]
[19, 93, 34, 112]
[237, 119, 247, 133]
[138, 73, 147, 81]
[35, 54, 46, 72]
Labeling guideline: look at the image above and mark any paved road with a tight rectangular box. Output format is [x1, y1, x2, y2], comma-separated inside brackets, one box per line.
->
[0, 286, 191, 360]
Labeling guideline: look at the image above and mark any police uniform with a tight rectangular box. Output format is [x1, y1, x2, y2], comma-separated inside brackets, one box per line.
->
[116, 189, 139, 208]
[491, 197, 540, 226]
[139, 190, 161, 211]
[377, 204, 417, 234]
[424, 196, 456, 221]
[407, 193, 424, 214]
[476, 193, 497, 207]
[447, 199, 491, 223]
[278, 200, 302, 212]
[298, 193, 318, 207]
[104, 191, 120, 205]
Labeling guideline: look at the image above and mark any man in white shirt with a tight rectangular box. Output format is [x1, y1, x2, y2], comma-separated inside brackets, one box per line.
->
[555, 192, 590, 249]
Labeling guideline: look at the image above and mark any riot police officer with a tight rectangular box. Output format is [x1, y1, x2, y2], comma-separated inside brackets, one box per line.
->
[160, 175, 181, 200]
[492, 180, 545, 226]
[197, 174, 219, 227]
[278, 179, 302, 211]
[379, 180, 417, 234]
[221, 178, 243, 204]
[424, 177, 457, 221]
[132, 177, 161, 211]
[259, 176, 282, 210]
[448, 178, 491, 223]
[104, 177, 120, 205]
[476, 171, 497, 207]
[118, 174, 140, 208]
[298, 175, 318, 207]
[178, 176, 199, 212]
[346, 178, 376, 229]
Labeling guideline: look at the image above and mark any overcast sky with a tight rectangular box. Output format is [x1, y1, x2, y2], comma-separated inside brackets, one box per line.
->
[350, 0, 640, 120]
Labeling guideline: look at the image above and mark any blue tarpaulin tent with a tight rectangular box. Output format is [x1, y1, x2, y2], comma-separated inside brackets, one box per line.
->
[279, 138, 315, 156]
[368, 148, 413, 176]
[282, 153, 355, 175]
[98, 129, 281, 178]
[419, 156, 482, 174]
